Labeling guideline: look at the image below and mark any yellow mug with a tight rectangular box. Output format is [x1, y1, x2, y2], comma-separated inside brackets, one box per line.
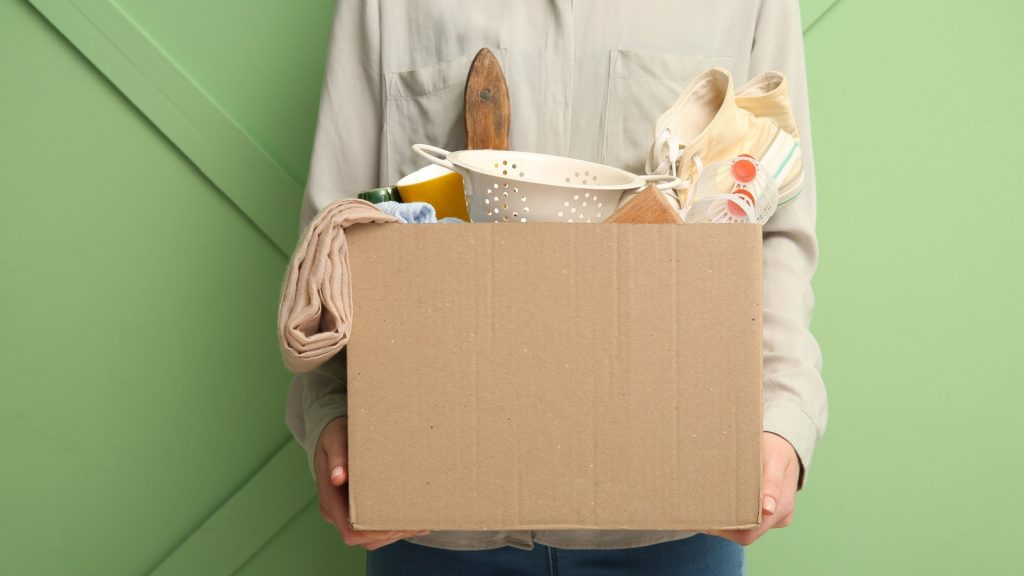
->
[396, 163, 470, 221]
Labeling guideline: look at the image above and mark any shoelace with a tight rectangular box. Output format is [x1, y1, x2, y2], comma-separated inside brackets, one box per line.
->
[646, 129, 703, 206]
[647, 128, 792, 224]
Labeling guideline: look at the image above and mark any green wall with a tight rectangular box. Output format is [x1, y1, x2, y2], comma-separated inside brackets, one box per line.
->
[1, 0, 1021, 574]
[749, 0, 1024, 572]
[0, 0, 347, 574]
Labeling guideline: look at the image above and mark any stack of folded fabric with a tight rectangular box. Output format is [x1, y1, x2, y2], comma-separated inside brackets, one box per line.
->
[277, 199, 399, 374]
[277, 199, 462, 374]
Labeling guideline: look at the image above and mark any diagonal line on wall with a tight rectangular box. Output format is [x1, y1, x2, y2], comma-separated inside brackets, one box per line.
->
[28, 0, 300, 255]
[145, 441, 315, 576]
[801, 0, 841, 32]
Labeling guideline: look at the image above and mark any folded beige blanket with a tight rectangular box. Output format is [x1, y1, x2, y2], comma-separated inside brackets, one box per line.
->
[277, 199, 399, 373]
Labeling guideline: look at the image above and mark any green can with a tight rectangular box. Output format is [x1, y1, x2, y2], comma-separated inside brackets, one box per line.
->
[358, 187, 402, 204]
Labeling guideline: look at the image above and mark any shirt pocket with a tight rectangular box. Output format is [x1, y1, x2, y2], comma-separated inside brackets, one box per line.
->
[383, 48, 509, 184]
[601, 50, 733, 175]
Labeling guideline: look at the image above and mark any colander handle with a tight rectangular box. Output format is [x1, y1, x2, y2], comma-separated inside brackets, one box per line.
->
[640, 174, 683, 191]
[412, 144, 456, 171]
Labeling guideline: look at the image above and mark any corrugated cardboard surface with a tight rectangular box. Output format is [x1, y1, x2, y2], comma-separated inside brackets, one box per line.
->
[345, 223, 763, 531]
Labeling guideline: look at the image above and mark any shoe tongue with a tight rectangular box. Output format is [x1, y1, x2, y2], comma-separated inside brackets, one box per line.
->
[677, 78, 738, 170]
[736, 73, 799, 138]
[682, 81, 777, 173]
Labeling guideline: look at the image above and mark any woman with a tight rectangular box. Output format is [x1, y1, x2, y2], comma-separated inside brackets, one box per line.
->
[286, 1, 827, 573]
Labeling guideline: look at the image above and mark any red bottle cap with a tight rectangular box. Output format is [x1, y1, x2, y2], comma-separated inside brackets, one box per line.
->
[731, 158, 757, 183]
[727, 188, 755, 218]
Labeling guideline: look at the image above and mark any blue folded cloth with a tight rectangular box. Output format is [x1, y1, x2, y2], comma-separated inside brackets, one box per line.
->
[376, 201, 466, 224]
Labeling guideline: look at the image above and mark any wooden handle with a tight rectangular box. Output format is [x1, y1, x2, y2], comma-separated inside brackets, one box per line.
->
[464, 48, 510, 150]
[604, 185, 685, 224]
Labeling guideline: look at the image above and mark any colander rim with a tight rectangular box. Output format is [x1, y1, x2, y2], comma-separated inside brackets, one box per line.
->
[445, 149, 646, 192]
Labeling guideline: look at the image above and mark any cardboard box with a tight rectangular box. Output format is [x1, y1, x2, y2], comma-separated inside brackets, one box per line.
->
[345, 223, 763, 531]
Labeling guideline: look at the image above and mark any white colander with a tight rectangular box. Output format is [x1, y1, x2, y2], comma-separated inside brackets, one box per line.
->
[413, 144, 677, 223]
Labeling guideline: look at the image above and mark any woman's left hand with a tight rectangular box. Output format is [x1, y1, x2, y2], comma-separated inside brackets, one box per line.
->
[706, 432, 800, 546]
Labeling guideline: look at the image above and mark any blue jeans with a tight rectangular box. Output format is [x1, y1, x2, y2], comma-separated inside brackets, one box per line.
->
[366, 534, 744, 576]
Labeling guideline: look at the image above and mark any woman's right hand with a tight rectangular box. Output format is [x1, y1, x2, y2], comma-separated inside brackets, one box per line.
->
[315, 416, 430, 550]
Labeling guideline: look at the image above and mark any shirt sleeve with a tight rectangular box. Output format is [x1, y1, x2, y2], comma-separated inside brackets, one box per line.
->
[748, 0, 828, 487]
[285, 0, 383, 480]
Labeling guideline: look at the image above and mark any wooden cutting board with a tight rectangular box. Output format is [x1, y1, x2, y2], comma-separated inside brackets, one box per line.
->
[465, 48, 510, 150]
[604, 184, 685, 224]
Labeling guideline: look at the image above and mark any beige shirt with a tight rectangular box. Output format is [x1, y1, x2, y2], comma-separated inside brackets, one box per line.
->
[285, 0, 826, 551]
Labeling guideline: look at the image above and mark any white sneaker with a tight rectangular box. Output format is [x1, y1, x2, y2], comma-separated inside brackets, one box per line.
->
[645, 67, 803, 209]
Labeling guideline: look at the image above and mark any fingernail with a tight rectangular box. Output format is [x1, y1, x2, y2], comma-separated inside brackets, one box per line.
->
[763, 496, 777, 514]
[330, 466, 345, 482]
[417, 530, 430, 536]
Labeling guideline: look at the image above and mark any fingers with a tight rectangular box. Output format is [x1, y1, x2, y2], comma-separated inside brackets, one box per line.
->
[706, 501, 791, 547]
[761, 432, 799, 517]
[775, 511, 793, 528]
[315, 448, 349, 528]
[341, 529, 400, 547]
[704, 480, 793, 546]
[772, 453, 799, 528]
[703, 529, 735, 543]
[319, 417, 349, 486]
[705, 527, 764, 547]
[314, 418, 431, 550]
[333, 508, 400, 546]
[702, 433, 801, 546]
[342, 528, 428, 547]
[361, 531, 431, 551]
[761, 443, 789, 517]
[363, 535, 406, 551]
